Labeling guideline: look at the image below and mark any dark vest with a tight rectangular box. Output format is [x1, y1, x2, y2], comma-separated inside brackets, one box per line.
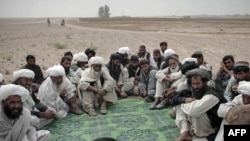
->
[203, 87, 227, 129]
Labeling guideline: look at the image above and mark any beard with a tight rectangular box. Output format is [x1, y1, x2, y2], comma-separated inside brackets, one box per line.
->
[170, 66, 179, 73]
[4, 105, 23, 119]
[191, 86, 207, 99]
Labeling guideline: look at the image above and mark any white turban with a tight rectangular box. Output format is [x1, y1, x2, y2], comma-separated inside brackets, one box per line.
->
[118, 46, 130, 55]
[181, 57, 198, 65]
[0, 73, 3, 82]
[88, 56, 104, 66]
[163, 48, 176, 58]
[0, 84, 29, 102]
[13, 69, 35, 81]
[47, 65, 65, 77]
[73, 52, 88, 62]
[238, 81, 250, 95]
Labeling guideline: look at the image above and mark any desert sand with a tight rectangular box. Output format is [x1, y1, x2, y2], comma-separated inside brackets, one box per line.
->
[0, 17, 250, 83]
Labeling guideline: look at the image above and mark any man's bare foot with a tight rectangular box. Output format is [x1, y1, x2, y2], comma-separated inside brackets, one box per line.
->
[175, 131, 192, 141]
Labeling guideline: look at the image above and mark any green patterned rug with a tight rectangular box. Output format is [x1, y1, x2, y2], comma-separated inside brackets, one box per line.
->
[42, 98, 180, 141]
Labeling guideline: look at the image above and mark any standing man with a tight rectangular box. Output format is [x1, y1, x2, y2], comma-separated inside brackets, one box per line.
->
[78, 56, 118, 116]
[0, 84, 51, 141]
[175, 68, 226, 141]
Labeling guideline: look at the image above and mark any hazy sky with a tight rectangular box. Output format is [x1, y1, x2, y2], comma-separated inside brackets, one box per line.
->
[0, 0, 250, 17]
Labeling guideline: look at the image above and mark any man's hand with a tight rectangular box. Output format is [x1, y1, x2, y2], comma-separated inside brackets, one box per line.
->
[184, 98, 196, 103]
[60, 87, 67, 97]
[40, 110, 56, 119]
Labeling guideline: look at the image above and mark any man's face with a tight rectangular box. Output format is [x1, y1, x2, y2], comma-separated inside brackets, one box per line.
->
[27, 59, 35, 67]
[242, 94, 250, 105]
[224, 59, 234, 70]
[112, 59, 121, 67]
[153, 52, 161, 61]
[168, 59, 178, 70]
[160, 45, 167, 52]
[87, 53, 94, 60]
[191, 76, 205, 92]
[51, 76, 63, 85]
[92, 64, 102, 72]
[17, 77, 33, 89]
[141, 64, 150, 73]
[2, 95, 23, 119]
[234, 71, 250, 82]
[130, 60, 139, 69]
[139, 47, 146, 55]
[195, 56, 203, 65]
[62, 59, 71, 69]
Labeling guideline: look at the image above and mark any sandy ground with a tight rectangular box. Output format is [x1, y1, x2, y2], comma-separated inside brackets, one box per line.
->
[0, 17, 250, 83]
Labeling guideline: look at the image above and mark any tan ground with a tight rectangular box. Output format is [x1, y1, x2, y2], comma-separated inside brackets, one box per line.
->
[0, 17, 250, 83]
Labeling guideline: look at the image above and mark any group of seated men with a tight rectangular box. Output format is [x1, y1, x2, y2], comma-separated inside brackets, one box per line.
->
[1, 41, 250, 141]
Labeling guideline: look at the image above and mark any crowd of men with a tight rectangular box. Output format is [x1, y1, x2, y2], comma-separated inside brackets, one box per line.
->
[0, 41, 250, 141]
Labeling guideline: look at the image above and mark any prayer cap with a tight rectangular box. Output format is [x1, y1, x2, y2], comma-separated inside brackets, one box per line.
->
[186, 68, 210, 81]
[234, 61, 249, 68]
[88, 56, 104, 66]
[238, 81, 250, 96]
[163, 48, 176, 58]
[73, 52, 88, 62]
[47, 65, 65, 77]
[0, 73, 3, 82]
[13, 69, 35, 81]
[118, 47, 130, 55]
[0, 84, 29, 102]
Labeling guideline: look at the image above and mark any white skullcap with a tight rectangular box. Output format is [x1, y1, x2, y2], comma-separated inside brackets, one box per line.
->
[13, 69, 35, 81]
[181, 57, 198, 65]
[0, 84, 29, 102]
[0, 73, 3, 82]
[163, 48, 176, 58]
[238, 81, 250, 95]
[47, 65, 65, 77]
[73, 52, 88, 62]
[118, 47, 130, 55]
[88, 56, 104, 66]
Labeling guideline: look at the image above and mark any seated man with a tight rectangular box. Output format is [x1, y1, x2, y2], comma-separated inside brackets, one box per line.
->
[138, 59, 157, 102]
[174, 68, 226, 141]
[224, 61, 250, 101]
[60, 56, 80, 86]
[124, 55, 141, 95]
[214, 55, 235, 93]
[38, 65, 83, 117]
[13, 69, 56, 129]
[85, 48, 96, 60]
[71, 52, 89, 78]
[152, 49, 165, 70]
[78, 56, 118, 116]
[104, 53, 128, 99]
[0, 84, 51, 141]
[21, 55, 44, 91]
[118, 46, 131, 66]
[215, 81, 250, 141]
[150, 55, 181, 110]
